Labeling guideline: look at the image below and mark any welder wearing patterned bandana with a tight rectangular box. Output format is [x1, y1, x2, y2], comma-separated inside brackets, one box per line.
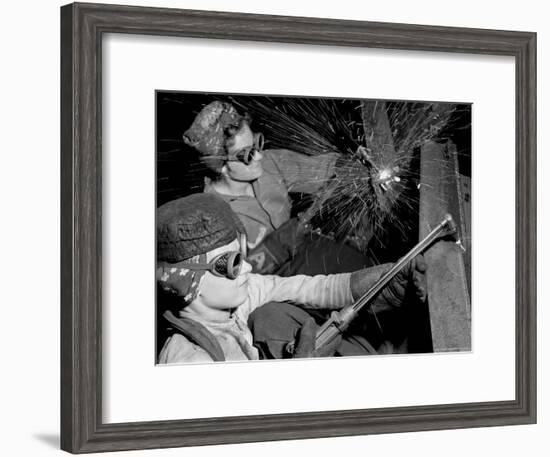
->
[157, 255, 206, 304]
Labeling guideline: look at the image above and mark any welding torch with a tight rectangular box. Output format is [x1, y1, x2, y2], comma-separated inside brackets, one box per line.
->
[286, 213, 458, 356]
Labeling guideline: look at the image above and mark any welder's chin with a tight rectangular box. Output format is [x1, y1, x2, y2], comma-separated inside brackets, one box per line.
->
[198, 274, 249, 311]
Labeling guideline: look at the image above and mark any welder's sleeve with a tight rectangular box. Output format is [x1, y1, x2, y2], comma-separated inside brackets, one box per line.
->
[246, 272, 353, 314]
[265, 149, 338, 194]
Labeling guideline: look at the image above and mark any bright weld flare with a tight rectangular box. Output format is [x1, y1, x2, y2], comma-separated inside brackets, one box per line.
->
[379, 169, 392, 181]
[377, 167, 401, 192]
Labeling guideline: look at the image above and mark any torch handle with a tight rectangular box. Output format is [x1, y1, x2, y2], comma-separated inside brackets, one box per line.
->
[313, 213, 456, 353]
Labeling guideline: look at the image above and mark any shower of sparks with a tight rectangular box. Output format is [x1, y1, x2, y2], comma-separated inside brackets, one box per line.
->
[231, 96, 466, 251]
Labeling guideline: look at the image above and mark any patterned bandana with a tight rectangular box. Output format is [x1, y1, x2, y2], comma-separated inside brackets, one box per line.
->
[182, 101, 244, 173]
[157, 254, 207, 304]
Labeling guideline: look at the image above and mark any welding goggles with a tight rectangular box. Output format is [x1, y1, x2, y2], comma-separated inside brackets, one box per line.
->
[226, 132, 264, 165]
[181, 233, 248, 280]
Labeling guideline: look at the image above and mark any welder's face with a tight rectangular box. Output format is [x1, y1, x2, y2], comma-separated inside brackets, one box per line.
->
[223, 123, 264, 182]
[196, 238, 253, 310]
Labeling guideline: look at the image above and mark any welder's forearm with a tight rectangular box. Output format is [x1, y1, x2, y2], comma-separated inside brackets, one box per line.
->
[256, 272, 353, 310]
[275, 149, 339, 194]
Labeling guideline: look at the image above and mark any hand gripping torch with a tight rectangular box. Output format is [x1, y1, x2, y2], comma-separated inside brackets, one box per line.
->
[286, 213, 458, 356]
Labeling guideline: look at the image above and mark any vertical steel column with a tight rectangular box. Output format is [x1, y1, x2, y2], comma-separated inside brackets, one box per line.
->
[419, 141, 471, 352]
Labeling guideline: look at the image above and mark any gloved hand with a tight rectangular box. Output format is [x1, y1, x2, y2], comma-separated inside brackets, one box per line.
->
[292, 317, 342, 358]
[350, 254, 428, 313]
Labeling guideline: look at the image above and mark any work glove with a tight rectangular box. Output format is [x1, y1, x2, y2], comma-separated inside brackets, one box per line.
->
[292, 317, 342, 358]
[350, 254, 428, 313]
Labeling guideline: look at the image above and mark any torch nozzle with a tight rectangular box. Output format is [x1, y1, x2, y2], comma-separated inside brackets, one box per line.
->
[442, 213, 465, 251]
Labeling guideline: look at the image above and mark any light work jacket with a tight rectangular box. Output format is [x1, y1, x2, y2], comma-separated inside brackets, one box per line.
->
[158, 272, 352, 364]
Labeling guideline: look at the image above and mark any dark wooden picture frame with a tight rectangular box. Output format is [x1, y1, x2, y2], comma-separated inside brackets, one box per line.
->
[60, 2, 536, 453]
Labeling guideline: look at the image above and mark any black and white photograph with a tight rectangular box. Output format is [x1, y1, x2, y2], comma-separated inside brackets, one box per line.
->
[1, 0, 542, 455]
[155, 92, 472, 364]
